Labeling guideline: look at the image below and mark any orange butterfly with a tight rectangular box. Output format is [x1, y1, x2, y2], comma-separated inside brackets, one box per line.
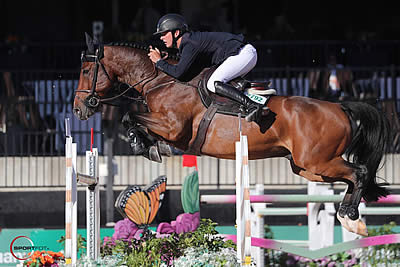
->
[115, 175, 167, 227]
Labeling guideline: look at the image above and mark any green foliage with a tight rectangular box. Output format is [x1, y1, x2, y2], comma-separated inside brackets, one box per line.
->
[57, 234, 86, 258]
[101, 218, 236, 267]
[264, 224, 274, 239]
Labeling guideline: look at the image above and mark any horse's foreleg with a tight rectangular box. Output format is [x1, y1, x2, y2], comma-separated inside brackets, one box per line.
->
[122, 112, 169, 162]
[134, 112, 187, 145]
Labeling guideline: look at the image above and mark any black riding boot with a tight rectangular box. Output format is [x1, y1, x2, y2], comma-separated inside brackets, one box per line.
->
[214, 81, 267, 122]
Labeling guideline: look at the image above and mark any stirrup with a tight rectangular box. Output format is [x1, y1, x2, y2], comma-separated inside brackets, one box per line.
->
[245, 105, 269, 122]
[245, 106, 260, 122]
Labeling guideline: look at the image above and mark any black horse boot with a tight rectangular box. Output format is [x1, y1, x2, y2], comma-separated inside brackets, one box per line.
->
[214, 81, 268, 122]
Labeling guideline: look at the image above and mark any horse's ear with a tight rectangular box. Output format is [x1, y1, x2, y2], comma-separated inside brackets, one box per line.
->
[93, 36, 100, 45]
[85, 32, 95, 53]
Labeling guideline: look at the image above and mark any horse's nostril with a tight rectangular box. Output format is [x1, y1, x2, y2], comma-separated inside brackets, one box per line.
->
[73, 108, 81, 117]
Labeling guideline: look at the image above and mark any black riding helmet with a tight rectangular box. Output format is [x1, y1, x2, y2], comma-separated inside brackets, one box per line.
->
[154, 14, 189, 48]
[153, 13, 189, 35]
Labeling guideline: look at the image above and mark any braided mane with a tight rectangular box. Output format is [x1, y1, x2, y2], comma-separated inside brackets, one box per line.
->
[106, 42, 179, 60]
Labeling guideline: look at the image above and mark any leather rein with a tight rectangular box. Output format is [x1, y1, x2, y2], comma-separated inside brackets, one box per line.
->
[75, 46, 177, 109]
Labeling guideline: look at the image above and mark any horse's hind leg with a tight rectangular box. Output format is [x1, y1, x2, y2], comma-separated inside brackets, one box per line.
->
[288, 157, 368, 236]
[338, 162, 368, 220]
[336, 163, 368, 236]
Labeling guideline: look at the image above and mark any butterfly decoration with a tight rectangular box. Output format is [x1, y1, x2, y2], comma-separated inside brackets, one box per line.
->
[115, 175, 167, 228]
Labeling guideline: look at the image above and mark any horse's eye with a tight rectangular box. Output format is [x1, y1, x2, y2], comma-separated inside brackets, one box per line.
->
[83, 69, 89, 75]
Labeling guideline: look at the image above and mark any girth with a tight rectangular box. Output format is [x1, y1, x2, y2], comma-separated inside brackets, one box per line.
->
[184, 68, 275, 155]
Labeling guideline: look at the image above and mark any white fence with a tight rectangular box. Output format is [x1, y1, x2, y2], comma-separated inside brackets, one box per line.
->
[1, 154, 400, 189]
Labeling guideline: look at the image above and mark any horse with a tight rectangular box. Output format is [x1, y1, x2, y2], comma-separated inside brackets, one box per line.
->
[73, 34, 391, 236]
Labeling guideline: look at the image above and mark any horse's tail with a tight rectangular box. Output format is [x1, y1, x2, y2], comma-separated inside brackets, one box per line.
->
[341, 101, 391, 202]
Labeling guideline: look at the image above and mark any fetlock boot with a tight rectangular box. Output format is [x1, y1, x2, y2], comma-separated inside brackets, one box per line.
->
[214, 81, 267, 122]
[127, 128, 145, 155]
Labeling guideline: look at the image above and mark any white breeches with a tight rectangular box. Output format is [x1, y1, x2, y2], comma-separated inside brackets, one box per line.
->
[207, 44, 258, 92]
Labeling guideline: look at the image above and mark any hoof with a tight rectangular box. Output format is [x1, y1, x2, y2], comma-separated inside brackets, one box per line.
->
[336, 212, 349, 229]
[157, 141, 172, 157]
[337, 214, 368, 237]
[147, 145, 162, 163]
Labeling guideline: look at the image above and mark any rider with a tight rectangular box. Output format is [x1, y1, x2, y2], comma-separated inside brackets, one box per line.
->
[148, 13, 268, 123]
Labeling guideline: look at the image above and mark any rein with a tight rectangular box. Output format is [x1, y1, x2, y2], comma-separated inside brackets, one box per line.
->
[75, 45, 198, 109]
[75, 46, 159, 108]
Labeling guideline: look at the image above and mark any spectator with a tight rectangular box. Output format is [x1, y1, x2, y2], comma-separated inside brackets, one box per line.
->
[323, 54, 354, 101]
[308, 54, 355, 101]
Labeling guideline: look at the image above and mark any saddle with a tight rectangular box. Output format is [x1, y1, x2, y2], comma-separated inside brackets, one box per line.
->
[186, 68, 277, 155]
[196, 68, 276, 117]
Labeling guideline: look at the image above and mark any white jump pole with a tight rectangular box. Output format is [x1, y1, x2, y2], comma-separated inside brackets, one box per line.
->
[86, 145, 100, 260]
[65, 118, 100, 264]
[65, 118, 77, 265]
[236, 115, 252, 266]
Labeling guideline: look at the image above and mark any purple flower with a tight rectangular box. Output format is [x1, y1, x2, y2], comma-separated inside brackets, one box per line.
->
[156, 212, 201, 235]
[285, 256, 296, 266]
[175, 213, 192, 234]
[156, 222, 175, 234]
[112, 218, 142, 241]
[190, 212, 200, 231]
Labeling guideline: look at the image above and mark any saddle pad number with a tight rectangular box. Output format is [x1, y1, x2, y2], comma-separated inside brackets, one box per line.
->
[245, 92, 267, 105]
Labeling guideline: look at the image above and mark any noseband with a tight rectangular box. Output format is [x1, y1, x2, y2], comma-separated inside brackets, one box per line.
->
[75, 45, 157, 109]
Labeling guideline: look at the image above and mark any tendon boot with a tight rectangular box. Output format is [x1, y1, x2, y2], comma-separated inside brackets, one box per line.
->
[127, 128, 145, 155]
[214, 81, 268, 122]
[122, 113, 145, 155]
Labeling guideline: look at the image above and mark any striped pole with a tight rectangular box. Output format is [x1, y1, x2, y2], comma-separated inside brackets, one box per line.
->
[86, 128, 100, 261]
[65, 118, 77, 265]
[236, 115, 252, 266]
[201, 194, 400, 204]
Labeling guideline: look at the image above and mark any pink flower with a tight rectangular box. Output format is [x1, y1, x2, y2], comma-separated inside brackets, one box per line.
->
[103, 236, 115, 246]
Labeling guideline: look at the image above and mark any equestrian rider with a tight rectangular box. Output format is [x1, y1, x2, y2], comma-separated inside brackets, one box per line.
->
[148, 13, 268, 123]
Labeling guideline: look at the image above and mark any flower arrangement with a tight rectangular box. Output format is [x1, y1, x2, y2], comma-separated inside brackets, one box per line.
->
[23, 251, 64, 267]
[101, 218, 236, 267]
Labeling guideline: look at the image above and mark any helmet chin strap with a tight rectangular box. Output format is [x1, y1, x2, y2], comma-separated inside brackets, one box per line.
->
[171, 29, 184, 49]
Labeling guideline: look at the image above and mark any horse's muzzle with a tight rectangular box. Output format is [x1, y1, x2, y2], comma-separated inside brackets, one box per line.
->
[73, 105, 95, 120]
[73, 107, 83, 119]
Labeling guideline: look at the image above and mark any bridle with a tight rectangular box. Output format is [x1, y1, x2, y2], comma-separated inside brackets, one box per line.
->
[75, 45, 159, 109]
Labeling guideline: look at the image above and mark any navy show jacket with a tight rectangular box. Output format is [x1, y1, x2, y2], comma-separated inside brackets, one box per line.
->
[155, 31, 246, 79]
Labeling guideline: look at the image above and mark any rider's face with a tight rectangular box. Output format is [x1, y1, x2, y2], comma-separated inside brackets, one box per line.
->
[160, 31, 173, 48]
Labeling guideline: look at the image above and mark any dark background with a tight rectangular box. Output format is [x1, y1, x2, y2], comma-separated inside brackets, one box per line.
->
[1, 0, 399, 43]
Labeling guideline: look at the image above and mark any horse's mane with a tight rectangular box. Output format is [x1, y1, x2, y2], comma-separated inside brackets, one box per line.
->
[106, 42, 179, 61]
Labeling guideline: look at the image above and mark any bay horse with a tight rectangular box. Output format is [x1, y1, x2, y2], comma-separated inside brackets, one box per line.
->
[73, 35, 391, 236]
